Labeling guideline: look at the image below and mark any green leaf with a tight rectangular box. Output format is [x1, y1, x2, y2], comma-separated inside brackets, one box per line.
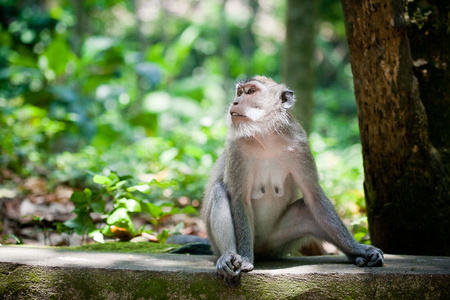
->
[354, 232, 367, 242]
[31, 215, 44, 222]
[89, 230, 105, 243]
[144, 202, 162, 218]
[90, 197, 106, 213]
[4, 234, 22, 244]
[157, 229, 170, 244]
[83, 188, 92, 199]
[101, 225, 113, 237]
[64, 215, 96, 236]
[106, 208, 131, 226]
[166, 207, 180, 215]
[93, 175, 112, 185]
[181, 205, 197, 214]
[127, 184, 151, 193]
[154, 200, 174, 207]
[43, 37, 72, 75]
[108, 172, 120, 182]
[114, 180, 128, 190]
[116, 198, 142, 213]
[55, 222, 70, 234]
[70, 191, 85, 204]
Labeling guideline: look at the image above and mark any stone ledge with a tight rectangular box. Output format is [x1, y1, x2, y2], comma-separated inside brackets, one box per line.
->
[0, 246, 449, 299]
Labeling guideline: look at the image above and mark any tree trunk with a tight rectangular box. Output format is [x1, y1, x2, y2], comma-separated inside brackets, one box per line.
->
[283, 0, 317, 133]
[70, 0, 88, 57]
[340, 0, 450, 255]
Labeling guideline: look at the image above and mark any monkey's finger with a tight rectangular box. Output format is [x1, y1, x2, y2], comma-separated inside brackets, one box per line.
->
[367, 253, 384, 267]
[355, 257, 366, 267]
[230, 254, 242, 270]
[224, 263, 238, 275]
[222, 256, 242, 276]
[219, 262, 237, 277]
[217, 265, 238, 279]
[241, 261, 254, 273]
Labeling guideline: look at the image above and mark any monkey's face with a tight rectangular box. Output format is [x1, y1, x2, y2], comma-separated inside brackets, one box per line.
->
[226, 76, 295, 138]
[229, 82, 264, 124]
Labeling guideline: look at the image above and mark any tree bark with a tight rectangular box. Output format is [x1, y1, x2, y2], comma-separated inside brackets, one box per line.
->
[340, 0, 450, 255]
[283, 0, 317, 133]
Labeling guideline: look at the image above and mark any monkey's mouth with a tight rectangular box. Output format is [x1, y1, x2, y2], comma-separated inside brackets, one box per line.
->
[230, 112, 245, 117]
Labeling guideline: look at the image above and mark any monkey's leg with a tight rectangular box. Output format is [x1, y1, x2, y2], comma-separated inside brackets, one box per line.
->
[268, 198, 383, 267]
[269, 199, 314, 247]
[305, 191, 384, 267]
[206, 182, 247, 286]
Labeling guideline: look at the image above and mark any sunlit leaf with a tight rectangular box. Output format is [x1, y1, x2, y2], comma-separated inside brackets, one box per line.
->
[89, 230, 105, 243]
[127, 184, 151, 193]
[93, 175, 112, 185]
[83, 188, 92, 199]
[117, 198, 142, 213]
[106, 207, 131, 225]
[181, 205, 197, 215]
[354, 232, 366, 242]
[43, 37, 72, 75]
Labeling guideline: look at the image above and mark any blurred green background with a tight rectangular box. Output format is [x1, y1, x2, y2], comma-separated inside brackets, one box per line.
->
[0, 0, 368, 244]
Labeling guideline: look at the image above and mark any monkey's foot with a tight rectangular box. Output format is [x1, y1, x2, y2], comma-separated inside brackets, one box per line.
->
[241, 259, 254, 273]
[353, 245, 384, 267]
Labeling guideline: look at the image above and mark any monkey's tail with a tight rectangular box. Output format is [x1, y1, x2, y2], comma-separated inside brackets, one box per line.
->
[166, 234, 213, 255]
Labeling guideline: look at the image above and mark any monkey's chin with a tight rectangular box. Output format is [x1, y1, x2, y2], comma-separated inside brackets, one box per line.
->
[228, 121, 268, 139]
[230, 116, 248, 124]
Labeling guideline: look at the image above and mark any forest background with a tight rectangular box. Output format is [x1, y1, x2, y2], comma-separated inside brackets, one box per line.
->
[0, 0, 369, 246]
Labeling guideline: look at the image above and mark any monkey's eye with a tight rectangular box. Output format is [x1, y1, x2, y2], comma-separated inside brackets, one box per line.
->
[237, 89, 243, 96]
[246, 88, 255, 94]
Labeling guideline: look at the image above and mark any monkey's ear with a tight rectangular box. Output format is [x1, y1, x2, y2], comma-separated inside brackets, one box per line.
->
[281, 90, 295, 109]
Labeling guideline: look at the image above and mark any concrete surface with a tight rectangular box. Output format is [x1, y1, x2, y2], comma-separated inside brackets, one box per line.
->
[0, 245, 449, 299]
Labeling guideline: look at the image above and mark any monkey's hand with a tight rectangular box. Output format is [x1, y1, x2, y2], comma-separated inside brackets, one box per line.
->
[351, 244, 384, 267]
[216, 253, 254, 287]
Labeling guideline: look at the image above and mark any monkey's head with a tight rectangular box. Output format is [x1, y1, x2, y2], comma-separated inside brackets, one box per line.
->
[226, 76, 296, 139]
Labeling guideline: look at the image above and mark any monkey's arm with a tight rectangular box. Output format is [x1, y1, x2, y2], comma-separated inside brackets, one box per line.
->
[230, 191, 255, 268]
[226, 147, 255, 270]
[312, 192, 383, 267]
[294, 149, 384, 267]
[202, 155, 254, 286]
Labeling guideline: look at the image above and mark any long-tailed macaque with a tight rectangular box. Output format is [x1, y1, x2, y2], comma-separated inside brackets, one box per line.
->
[202, 76, 384, 286]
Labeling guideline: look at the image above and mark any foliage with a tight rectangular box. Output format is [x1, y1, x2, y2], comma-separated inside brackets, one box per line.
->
[62, 171, 195, 243]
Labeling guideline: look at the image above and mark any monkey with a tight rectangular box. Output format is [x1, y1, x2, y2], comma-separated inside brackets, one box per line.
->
[201, 76, 384, 287]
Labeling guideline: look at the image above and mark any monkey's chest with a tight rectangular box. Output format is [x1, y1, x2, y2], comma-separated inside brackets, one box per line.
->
[250, 159, 296, 205]
[250, 159, 290, 200]
[249, 159, 298, 238]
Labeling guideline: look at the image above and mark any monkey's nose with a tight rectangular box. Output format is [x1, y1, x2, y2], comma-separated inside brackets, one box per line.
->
[233, 101, 238, 105]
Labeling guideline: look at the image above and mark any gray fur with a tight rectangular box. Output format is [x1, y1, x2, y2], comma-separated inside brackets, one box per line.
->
[201, 76, 384, 287]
